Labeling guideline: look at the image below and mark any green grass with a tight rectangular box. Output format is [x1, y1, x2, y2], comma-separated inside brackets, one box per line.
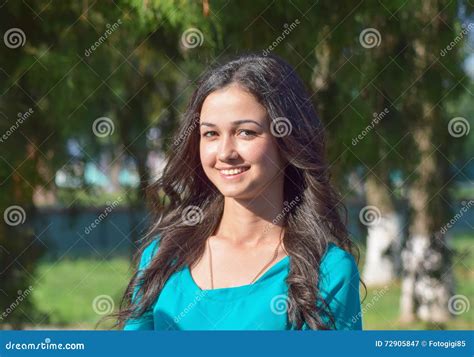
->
[29, 234, 472, 329]
[32, 257, 131, 328]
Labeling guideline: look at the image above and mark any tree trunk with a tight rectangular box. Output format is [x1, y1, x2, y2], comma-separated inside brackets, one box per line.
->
[363, 173, 402, 286]
[400, 107, 453, 323]
[398, 0, 457, 323]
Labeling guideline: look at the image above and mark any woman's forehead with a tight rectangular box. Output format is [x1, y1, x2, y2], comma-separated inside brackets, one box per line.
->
[200, 86, 267, 126]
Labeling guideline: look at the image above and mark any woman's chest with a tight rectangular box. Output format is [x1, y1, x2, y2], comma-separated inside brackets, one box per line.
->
[151, 269, 291, 330]
[189, 242, 288, 290]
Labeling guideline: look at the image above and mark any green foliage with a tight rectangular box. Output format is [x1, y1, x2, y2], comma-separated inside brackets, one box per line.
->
[56, 188, 134, 207]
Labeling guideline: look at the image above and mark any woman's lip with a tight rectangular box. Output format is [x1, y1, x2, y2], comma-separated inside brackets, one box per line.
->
[216, 166, 250, 170]
[218, 167, 250, 179]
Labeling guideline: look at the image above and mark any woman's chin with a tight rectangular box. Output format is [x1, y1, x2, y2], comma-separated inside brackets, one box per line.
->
[218, 187, 252, 199]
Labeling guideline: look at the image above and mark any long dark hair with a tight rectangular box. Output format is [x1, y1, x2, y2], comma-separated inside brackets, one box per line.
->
[111, 53, 360, 330]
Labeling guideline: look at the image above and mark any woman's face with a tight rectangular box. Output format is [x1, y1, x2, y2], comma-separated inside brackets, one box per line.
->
[199, 84, 285, 200]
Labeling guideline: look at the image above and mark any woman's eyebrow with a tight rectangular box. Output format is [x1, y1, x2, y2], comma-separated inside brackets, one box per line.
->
[200, 120, 262, 128]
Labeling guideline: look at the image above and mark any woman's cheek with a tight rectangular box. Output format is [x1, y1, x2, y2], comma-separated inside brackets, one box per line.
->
[247, 141, 276, 165]
[239, 139, 266, 158]
[200, 142, 217, 166]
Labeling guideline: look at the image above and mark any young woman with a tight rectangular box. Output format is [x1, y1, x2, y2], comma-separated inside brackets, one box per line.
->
[115, 53, 363, 330]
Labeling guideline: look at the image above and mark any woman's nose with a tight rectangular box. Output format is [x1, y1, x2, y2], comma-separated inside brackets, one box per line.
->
[217, 136, 239, 161]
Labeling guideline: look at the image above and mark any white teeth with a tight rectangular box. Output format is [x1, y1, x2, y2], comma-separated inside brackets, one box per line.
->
[220, 167, 248, 175]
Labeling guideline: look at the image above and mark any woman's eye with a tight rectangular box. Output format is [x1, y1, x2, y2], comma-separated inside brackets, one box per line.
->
[202, 131, 217, 137]
[238, 129, 256, 137]
[202, 130, 256, 138]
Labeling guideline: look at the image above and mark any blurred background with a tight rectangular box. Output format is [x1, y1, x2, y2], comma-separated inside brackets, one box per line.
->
[0, 0, 472, 330]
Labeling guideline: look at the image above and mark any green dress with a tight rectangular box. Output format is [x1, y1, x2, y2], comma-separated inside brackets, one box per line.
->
[124, 238, 362, 330]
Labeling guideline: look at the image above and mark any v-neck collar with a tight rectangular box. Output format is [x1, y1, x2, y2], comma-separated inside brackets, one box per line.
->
[182, 255, 290, 300]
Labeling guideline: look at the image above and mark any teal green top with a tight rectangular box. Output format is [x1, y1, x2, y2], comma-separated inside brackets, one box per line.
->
[123, 239, 362, 330]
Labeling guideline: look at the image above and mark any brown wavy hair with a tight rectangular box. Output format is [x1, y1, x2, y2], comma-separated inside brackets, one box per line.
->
[110, 53, 361, 330]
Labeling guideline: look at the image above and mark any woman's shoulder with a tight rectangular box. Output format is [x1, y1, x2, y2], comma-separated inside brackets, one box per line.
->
[318, 242, 362, 330]
[319, 242, 360, 287]
[321, 242, 357, 265]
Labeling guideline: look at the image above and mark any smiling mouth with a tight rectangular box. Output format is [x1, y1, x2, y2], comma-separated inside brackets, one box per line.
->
[218, 166, 250, 177]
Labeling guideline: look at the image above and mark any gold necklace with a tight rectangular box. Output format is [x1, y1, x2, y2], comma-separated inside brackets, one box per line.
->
[207, 229, 283, 289]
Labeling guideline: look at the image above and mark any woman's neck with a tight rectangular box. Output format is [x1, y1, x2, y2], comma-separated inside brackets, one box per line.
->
[215, 196, 285, 248]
